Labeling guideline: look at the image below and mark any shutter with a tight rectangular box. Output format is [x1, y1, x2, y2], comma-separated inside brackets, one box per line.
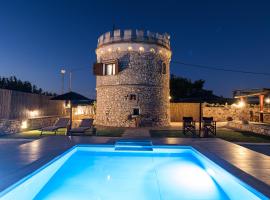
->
[114, 60, 119, 74]
[93, 63, 103, 75]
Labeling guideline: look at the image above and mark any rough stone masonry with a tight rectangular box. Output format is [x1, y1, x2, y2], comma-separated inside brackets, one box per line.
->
[94, 29, 172, 127]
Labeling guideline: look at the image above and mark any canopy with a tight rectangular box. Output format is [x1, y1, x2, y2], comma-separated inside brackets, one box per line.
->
[51, 91, 90, 101]
[233, 88, 270, 98]
[51, 91, 91, 134]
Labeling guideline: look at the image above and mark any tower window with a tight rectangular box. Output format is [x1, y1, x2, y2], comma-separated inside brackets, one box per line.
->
[104, 63, 115, 75]
[129, 94, 137, 100]
[162, 63, 167, 74]
[133, 108, 140, 116]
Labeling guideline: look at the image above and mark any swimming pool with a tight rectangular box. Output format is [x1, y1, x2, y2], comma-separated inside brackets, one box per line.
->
[0, 144, 268, 200]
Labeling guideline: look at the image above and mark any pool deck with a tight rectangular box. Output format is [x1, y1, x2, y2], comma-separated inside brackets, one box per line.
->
[0, 136, 270, 198]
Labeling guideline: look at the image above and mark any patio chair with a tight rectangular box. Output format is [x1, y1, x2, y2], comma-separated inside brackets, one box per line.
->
[183, 117, 196, 136]
[40, 117, 70, 136]
[202, 117, 216, 137]
[69, 118, 94, 135]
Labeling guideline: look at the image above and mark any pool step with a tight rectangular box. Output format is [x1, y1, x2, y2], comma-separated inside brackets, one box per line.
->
[114, 140, 153, 151]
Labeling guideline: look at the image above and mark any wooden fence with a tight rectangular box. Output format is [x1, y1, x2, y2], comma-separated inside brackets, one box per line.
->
[0, 89, 65, 119]
[170, 103, 200, 122]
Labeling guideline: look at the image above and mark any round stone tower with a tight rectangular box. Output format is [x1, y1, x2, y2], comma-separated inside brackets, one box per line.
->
[93, 29, 172, 127]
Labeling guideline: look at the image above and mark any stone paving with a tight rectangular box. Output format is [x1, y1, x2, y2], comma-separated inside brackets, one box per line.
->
[122, 128, 150, 138]
[239, 143, 270, 156]
[0, 138, 33, 146]
[0, 136, 269, 198]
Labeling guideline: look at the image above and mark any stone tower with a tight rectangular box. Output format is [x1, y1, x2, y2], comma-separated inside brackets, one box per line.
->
[93, 29, 172, 127]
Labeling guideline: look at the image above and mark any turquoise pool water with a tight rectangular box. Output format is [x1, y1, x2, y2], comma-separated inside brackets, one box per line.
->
[0, 145, 268, 200]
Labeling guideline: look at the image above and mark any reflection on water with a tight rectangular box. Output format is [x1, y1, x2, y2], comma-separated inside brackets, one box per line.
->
[34, 151, 232, 200]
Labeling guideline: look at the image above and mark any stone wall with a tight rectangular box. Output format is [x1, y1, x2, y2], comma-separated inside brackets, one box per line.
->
[0, 119, 21, 134]
[202, 104, 265, 122]
[0, 116, 66, 135]
[169, 103, 266, 122]
[227, 121, 270, 136]
[97, 85, 169, 127]
[203, 104, 249, 121]
[95, 30, 171, 127]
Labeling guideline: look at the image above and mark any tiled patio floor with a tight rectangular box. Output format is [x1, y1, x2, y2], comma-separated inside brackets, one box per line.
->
[239, 143, 270, 156]
[0, 136, 269, 198]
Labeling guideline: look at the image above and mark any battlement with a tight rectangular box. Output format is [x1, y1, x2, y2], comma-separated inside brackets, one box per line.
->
[97, 29, 170, 49]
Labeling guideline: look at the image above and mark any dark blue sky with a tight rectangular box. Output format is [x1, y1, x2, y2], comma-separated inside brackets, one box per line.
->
[0, 0, 270, 98]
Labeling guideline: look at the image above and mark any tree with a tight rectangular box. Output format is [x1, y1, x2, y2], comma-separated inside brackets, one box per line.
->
[170, 74, 220, 101]
[0, 76, 56, 96]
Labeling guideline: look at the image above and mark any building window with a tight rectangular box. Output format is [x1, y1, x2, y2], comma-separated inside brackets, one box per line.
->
[133, 108, 140, 116]
[93, 60, 119, 76]
[162, 63, 167, 74]
[129, 94, 137, 100]
[104, 63, 115, 75]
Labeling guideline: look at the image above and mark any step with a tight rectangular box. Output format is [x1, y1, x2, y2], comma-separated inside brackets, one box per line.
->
[114, 139, 153, 151]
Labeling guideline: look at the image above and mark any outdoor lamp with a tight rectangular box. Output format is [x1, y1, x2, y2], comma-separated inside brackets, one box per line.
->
[238, 100, 245, 108]
[21, 120, 28, 129]
[60, 68, 66, 94]
[61, 69, 66, 74]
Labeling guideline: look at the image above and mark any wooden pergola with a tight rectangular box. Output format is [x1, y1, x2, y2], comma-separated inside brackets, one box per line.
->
[233, 88, 270, 122]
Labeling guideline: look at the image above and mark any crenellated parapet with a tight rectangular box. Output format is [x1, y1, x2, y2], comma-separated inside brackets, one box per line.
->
[97, 29, 171, 50]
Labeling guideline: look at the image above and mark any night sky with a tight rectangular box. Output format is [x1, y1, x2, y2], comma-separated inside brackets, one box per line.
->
[0, 0, 270, 98]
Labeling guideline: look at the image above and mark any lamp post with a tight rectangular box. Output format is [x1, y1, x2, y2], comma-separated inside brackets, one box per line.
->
[60, 69, 66, 94]
[69, 71, 72, 92]
[68, 67, 86, 92]
[62, 66, 89, 93]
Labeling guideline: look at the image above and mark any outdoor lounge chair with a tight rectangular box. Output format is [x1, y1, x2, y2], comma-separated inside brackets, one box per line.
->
[40, 117, 70, 136]
[202, 117, 216, 137]
[183, 117, 196, 136]
[69, 118, 94, 135]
